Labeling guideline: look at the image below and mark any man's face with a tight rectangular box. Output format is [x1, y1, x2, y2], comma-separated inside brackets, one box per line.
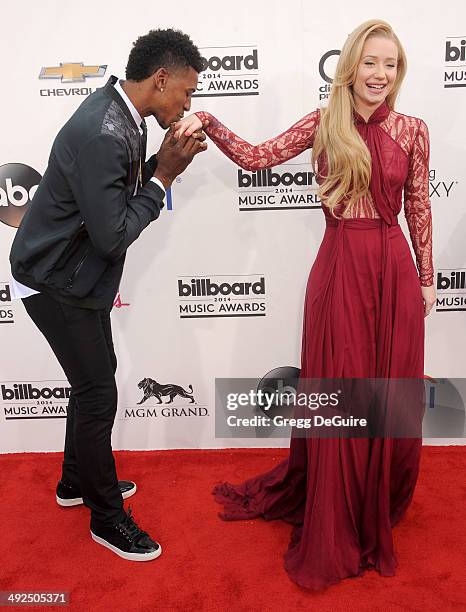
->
[152, 66, 199, 129]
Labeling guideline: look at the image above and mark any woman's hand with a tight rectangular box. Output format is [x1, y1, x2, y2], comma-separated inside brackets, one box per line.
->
[421, 284, 436, 317]
[174, 114, 204, 139]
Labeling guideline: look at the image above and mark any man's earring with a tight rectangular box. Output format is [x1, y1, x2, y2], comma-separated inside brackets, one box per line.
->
[160, 88, 164, 93]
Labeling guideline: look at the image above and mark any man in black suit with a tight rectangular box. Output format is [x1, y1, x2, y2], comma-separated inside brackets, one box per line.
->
[10, 29, 206, 561]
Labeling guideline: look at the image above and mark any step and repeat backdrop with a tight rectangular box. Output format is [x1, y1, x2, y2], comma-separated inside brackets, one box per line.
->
[1, 0, 465, 452]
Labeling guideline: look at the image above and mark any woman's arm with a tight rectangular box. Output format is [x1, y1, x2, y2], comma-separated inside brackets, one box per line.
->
[403, 118, 434, 290]
[176, 110, 320, 171]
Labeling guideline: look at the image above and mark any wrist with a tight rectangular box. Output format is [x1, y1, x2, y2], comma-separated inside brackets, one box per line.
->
[195, 111, 210, 126]
[153, 170, 172, 190]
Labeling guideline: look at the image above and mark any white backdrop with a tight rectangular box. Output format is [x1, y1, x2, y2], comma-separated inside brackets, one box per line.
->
[1, 0, 465, 452]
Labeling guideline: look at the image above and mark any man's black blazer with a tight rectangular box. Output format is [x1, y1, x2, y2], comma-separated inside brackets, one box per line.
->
[10, 75, 165, 309]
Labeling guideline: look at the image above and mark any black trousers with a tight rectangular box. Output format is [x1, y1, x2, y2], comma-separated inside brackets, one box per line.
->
[22, 292, 125, 527]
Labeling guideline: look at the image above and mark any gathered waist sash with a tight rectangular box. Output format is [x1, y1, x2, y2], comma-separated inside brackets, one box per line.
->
[325, 217, 399, 230]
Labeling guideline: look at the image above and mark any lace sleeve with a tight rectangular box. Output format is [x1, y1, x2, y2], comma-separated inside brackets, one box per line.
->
[403, 119, 434, 287]
[195, 110, 320, 171]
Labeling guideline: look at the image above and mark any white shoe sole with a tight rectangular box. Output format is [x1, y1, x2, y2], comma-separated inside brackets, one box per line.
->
[90, 531, 162, 561]
[57, 483, 137, 507]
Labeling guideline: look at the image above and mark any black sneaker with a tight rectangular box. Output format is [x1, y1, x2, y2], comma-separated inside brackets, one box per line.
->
[90, 508, 162, 561]
[56, 480, 137, 507]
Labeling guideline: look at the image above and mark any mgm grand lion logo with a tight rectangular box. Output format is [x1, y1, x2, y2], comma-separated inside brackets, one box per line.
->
[137, 377, 195, 405]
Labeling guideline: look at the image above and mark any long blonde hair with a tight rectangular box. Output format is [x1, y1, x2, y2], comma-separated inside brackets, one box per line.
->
[312, 19, 407, 216]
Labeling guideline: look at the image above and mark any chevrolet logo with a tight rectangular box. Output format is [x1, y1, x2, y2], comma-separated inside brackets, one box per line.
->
[39, 63, 107, 83]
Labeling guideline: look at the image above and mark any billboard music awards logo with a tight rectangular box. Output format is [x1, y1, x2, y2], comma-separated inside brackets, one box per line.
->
[39, 62, 107, 97]
[435, 269, 466, 312]
[177, 274, 267, 318]
[0, 163, 41, 228]
[193, 46, 259, 97]
[0, 283, 14, 324]
[236, 163, 321, 211]
[444, 37, 466, 88]
[317, 49, 340, 101]
[122, 376, 208, 419]
[1, 381, 71, 420]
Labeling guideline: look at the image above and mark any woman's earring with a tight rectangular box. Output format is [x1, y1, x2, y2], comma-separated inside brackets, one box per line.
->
[160, 88, 164, 93]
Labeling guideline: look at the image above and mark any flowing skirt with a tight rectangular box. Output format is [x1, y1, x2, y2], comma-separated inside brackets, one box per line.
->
[213, 218, 425, 590]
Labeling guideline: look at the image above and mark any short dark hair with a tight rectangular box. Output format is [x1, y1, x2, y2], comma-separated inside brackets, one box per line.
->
[126, 28, 204, 81]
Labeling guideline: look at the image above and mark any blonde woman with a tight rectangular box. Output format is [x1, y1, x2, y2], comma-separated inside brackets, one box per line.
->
[176, 20, 435, 589]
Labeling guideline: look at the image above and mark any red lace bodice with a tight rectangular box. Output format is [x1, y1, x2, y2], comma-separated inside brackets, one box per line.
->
[196, 107, 434, 287]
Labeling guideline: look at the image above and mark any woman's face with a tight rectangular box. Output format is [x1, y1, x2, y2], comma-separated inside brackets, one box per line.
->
[352, 36, 398, 110]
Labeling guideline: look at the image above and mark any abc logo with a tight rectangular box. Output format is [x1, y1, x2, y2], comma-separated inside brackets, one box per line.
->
[0, 163, 42, 228]
[319, 49, 341, 84]
[256, 366, 300, 417]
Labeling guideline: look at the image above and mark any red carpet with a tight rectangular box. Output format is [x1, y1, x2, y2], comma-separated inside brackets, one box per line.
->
[1, 447, 465, 611]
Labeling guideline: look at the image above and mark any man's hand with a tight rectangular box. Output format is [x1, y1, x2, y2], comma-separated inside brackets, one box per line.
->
[154, 125, 207, 189]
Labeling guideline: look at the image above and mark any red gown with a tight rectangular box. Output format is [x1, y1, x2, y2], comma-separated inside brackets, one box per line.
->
[197, 101, 434, 590]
